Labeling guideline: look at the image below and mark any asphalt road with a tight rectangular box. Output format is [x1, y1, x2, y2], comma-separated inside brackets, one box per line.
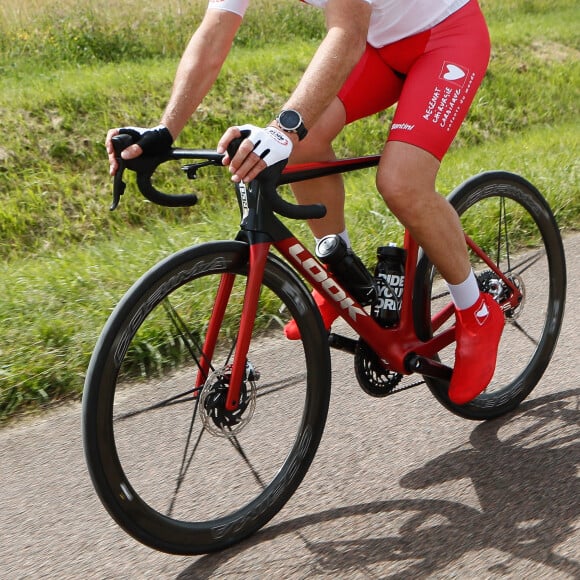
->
[1, 234, 578, 579]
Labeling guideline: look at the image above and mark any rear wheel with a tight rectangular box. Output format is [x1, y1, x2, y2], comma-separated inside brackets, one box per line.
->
[415, 172, 566, 420]
[82, 241, 331, 554]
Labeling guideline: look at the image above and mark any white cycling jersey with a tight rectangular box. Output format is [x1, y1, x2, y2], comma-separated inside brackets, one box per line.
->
[207, 0, 249, 17]
[207, 0, 471, 47]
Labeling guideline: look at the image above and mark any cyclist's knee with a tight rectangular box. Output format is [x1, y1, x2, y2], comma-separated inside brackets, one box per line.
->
[377, 171, 417, 220]
[378, 169, 448, 229]
[291, 136, 334, 163]
[376, 142, 440, 223]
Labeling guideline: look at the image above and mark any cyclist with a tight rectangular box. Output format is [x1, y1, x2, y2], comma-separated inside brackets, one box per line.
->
[106, 0, 504, 405]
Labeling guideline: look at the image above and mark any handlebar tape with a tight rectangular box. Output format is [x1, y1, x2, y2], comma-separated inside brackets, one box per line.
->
[112, 134, 198, 207]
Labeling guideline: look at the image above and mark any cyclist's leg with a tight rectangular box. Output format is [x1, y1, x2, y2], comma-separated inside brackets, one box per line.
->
[378, 142, 471, 284]
[377, 0, 490, 284]
[284, 46, 404, 340]
[376, 1, 503, 404]
[283, 103, 346, 339]
[378, 147, 503, 403]
[288, 98, 347, 239]
[290, 42, 404, 240]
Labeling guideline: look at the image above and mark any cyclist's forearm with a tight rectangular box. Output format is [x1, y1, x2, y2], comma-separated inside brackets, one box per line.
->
[281, 0, 370, 129]
[161, 10, 241, 139]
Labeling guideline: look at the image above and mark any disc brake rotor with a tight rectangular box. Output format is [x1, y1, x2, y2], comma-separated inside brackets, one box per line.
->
[199, 363, 258, 438]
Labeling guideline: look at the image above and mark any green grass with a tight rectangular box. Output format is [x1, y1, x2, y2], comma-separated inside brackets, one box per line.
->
[0, 0, 578, 421]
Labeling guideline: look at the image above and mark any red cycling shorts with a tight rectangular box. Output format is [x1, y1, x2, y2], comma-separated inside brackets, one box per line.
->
[338, 0, 491, 160]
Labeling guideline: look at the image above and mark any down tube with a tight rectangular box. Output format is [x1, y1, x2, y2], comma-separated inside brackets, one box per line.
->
[276, 236, 412, 372]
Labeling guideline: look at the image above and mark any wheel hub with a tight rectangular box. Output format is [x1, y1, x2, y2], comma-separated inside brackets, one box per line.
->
[477, 270, 525, 319]
[199, 363, 258, 437]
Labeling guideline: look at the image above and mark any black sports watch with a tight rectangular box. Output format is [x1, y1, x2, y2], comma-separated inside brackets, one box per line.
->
[276, 109, 308, 141]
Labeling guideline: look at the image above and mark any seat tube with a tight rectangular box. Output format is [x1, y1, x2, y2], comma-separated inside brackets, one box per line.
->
[399, 230, 418, 332]
[225, 242, 270, 411]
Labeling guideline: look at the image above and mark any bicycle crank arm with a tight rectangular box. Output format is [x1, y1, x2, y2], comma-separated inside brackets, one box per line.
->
[328, 333, 357, 354]
[329, 335, 453, 381]
[405, 354, 453, 381]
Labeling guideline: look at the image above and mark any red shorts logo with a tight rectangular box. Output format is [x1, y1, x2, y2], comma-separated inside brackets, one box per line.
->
[440, 62, 469, 88]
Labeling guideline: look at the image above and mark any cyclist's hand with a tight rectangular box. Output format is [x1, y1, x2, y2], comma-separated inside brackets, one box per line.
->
[217, 124, 294, 183]
[105, 125, 173, 176]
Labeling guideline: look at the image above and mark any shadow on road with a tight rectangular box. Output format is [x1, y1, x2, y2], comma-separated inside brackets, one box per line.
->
[178, 388, 579, 579]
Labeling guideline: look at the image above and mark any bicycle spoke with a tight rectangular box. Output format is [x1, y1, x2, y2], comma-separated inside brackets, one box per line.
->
[224, 335, 237, 367]
[497, 195, 513, 271]
[507, 319, 539, 347]
[168, 422, 205, 517]
[227, 434, 267, 490]
[162, 298, 212, 377]
[114, 387, 201, 422]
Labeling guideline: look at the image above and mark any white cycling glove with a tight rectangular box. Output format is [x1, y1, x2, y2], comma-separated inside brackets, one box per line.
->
[237, 124, 294, 166]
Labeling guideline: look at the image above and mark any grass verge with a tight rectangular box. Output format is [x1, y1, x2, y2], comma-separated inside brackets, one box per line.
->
[0, 0, 578, 421]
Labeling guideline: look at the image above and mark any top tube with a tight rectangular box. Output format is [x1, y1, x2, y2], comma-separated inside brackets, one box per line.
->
[279, 155, 381, 185]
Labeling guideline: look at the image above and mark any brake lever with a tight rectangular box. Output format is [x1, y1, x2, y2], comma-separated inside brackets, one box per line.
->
[110, 164, 126, 211]
[110, 134, 133, 211]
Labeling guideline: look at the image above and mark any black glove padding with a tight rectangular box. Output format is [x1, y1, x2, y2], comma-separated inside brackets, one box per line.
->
[118, 125, 173, 156]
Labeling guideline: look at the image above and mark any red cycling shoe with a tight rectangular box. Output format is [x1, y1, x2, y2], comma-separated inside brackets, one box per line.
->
[448, 292, 505, 405]
[284, 289, 338, 340]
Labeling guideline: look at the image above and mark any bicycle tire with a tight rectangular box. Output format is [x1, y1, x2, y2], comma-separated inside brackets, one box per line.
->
[414, 171, 566, 420]
[82, 240, 331, 554]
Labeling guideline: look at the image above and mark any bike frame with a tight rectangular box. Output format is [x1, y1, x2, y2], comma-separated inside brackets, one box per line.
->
[191, 158, 523, 412]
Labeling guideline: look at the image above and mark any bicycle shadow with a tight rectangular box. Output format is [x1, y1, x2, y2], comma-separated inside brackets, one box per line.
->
[177, 388, 579, 579]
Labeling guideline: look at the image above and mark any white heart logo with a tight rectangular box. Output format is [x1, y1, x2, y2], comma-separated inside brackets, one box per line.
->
[444, 64, 466, 81]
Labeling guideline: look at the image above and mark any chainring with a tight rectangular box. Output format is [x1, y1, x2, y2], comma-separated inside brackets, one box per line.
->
[354, 340, 403, 397]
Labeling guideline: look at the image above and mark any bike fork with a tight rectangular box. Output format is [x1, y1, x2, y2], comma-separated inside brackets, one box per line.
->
[226, 243, 269, 410]
[195, 272, 236, 390]
[195, 242, 270, 411]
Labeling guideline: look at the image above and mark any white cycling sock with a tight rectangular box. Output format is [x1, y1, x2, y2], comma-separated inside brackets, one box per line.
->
[447, 270, 480, 310]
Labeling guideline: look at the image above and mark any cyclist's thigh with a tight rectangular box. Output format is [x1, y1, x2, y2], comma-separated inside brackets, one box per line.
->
[386, 0, 491, 160]
[337, 44, 404, 124]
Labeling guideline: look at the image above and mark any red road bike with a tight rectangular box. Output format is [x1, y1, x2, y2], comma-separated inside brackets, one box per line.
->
[82, 135, 566, 554]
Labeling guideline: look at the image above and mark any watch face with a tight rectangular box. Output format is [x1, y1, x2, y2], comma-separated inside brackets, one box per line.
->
[279, 110, 301, 131]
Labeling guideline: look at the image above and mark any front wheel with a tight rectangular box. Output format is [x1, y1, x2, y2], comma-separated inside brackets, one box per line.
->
[415, 172, 566, 420]
[82, 241, 331, 554]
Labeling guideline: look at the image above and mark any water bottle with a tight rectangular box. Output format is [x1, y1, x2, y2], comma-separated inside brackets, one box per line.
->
[372, 244, 406, 327]
[315, 235, 376, 305]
